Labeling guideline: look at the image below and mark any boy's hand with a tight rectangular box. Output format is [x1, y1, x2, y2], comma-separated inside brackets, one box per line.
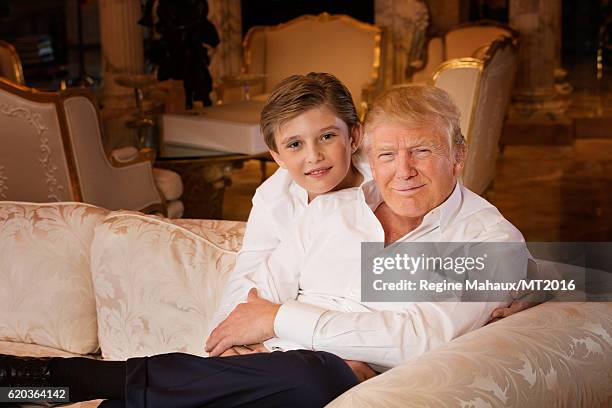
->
[206, 289, 280, 356]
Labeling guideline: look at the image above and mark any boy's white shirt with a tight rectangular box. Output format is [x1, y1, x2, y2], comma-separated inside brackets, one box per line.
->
[209, 151, 372, 331]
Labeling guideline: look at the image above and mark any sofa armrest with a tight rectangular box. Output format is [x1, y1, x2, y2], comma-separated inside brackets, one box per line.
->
[326, 301, 612, 407]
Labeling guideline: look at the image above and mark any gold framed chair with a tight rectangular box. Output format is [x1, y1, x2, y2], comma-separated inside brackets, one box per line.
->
[0, 77, 183, 217]
[411, 20, 519, 83]
[219, 12, 385, 116]
[431, 36, 518, 194]
[0, 40, 25, 85]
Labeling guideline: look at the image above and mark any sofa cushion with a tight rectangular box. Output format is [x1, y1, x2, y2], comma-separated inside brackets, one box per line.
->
[0, 202, 107, 355]
[91, 211, 245, 360]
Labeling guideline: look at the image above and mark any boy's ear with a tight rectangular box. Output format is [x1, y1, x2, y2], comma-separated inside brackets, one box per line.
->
[350, 124, 364, 153]
[269, 149, 286, 169]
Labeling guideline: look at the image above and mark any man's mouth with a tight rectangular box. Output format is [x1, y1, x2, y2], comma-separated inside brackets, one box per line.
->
[392, 184, 425, 195]
[305, 167, 332, 178]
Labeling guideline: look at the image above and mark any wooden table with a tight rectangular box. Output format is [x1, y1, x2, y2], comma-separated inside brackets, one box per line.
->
[155, 144, 270, 219]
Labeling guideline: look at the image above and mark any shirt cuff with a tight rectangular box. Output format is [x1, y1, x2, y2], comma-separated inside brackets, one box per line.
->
[274, 300, 326, 349]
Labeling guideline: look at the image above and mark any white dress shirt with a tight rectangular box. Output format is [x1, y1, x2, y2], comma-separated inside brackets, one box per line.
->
[245, 181, 528, 371]
[210, 152, 372, 330]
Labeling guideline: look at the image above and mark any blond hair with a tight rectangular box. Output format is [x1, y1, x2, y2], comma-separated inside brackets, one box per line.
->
[260, 72, 359, 152]
[363, 84, 465, 155]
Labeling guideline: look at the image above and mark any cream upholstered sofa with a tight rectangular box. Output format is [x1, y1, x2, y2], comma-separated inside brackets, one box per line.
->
[1, 201, 611, 408]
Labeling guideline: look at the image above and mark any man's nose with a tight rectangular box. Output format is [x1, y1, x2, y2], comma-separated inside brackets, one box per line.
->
[396, 151, 417, 179]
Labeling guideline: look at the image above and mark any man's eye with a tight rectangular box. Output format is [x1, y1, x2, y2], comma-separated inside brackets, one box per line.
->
[414, 149, 431, 156]
[378, 152, 393, 160]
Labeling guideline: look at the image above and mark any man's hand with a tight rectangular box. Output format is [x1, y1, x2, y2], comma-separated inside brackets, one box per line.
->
[206, 288, 280, 356]
[488, 299, 539, 324]
[344, 360, 377, 383]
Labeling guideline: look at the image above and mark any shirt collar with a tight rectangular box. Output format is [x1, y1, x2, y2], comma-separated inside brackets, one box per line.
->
[289, 154, 373, 206]
[289, 179, 309, 206]
[360, 180, 463, 234]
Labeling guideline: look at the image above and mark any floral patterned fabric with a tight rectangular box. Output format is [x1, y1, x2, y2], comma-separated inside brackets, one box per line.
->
[90, 211, 245, 360]
[327, 301, 612, 408]
[0, 202, 107, 355]
[3, 202, 611, 407]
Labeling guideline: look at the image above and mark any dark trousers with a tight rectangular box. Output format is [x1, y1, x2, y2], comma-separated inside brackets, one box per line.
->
[100, 350, 358, 408]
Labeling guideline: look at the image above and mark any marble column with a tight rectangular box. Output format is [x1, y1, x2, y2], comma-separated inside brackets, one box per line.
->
[375, 0, 429, 85]
[509, 0, 563, 111]
[98, 0, 145, 109]
[208, 0, 242, 79]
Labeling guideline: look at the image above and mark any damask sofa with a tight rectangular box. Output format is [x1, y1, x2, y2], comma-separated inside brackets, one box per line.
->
[0, 201, 611, 407]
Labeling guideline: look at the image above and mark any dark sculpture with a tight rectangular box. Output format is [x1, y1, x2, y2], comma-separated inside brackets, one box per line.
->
[139, 0, 220, 109]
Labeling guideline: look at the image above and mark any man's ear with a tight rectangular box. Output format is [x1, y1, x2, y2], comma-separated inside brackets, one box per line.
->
[269, 149, 286, 169]
[452, 143, 467, 175]
[350, 124, 364, 154]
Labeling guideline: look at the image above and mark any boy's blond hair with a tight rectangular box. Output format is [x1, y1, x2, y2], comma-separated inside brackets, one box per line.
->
[260, 72, 359, 152]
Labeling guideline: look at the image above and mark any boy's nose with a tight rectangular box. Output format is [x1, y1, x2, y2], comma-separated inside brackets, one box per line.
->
[306, 145, 324, 163]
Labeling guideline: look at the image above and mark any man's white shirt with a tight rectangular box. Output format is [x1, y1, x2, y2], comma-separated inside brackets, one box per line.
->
[242, 181, 528, 371]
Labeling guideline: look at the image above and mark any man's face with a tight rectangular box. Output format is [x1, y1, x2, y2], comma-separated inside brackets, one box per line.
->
[368, 122, 463, 221]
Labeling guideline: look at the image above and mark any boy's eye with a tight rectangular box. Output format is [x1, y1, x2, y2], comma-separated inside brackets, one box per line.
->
[286, 141, 301, 149]
[321, 133, 335, 141]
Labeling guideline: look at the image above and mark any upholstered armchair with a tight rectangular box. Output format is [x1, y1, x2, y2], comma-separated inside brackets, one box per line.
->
[219, 12, 385, 116]
[432, 36, 518, 194]
[0, 77, 184, 217]
[0, 40, 25, 85]
[410, 20, 519, 83]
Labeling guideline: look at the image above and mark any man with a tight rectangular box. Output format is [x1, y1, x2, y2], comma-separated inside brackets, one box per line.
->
[1, 85, 528, 407]
[205, 84, 528, 369]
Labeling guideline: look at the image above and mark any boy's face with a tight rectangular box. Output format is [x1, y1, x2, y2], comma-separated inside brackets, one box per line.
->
[270, 106, 359, 200]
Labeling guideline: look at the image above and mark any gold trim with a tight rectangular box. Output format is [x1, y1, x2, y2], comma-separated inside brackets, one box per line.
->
[431, 57, 483, 83]
[0, 40, 25, 85]
[241, 12, 384, 113]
